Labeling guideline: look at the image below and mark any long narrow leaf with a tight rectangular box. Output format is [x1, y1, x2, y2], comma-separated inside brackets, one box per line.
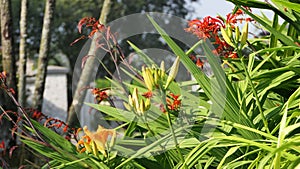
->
[147, 14, 212, 98]
[239, 5, 298, 47]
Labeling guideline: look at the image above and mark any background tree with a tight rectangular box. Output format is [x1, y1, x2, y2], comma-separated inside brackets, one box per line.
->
[66, 0, 111, 127]
[18, 0, 28, 107]
[0, 0, 17, 153]
[32, 0, 56, 111]
[0, 0, 17, 109]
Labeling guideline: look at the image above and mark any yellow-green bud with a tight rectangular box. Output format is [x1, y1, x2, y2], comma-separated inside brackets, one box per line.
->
[132, 88, 139, 111]
[142, 67, 155, 91]
[226, 25, 233, 39]
[235, 26, 240, 43]
[221, 26, 235, 47]
[145, 98, 151, 110]
[160, 61, 165, 73]
[165, 56, 180, 89]
[154, 69, 159, 84]
[240, 22, 249, 48]
[139, 99, 145, 115]
[123, 102, 132, 111]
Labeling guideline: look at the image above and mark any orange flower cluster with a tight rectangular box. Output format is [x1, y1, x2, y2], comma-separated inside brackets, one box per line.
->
[77, 17, 105, 36]
[167, 93, 181, 111]
[70, 17, 105, 46]
[43, 117, 72, 133]
[189, 54, 204, 68]
[160, 93, 182, 113]
[0, 71, 15, 95]
[142, 91, 153, 99]
[225, 9, 253, 28]
[186, 16, 224, 40]
[185, 9, 252, 58]
[27, 108, 77, 137]
[31, 110, 43, 120]
[91, 88, 109, 103]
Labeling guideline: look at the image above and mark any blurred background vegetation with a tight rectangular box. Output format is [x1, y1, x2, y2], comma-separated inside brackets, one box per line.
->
[0, 0, 199, 167]
[5, 0, 198, 106]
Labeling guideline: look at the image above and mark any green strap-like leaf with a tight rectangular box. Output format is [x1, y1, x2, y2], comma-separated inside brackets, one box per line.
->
[147, 14, 212, 98]
[239, 5, 299, 47]
[127, 41, 157, 67]
[148, 14, 259, 139]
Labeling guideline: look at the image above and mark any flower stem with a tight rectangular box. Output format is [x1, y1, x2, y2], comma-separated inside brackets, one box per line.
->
[143, 117, 156, 137]
[241, 58, 270, 134]
[166, 111, 186, 168]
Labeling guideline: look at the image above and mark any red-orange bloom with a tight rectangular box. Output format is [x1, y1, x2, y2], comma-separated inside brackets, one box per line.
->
[186, 8, 252, 58]
[77, 17, 105, 37]
[196, 58, 204, 68]
[186, 16, 231, 57]
[185, 16, 224, 40]
[0, 140, 5, 149]
[70, 17, 105, 46]
[142, 91, 153, 98]
[167, 93, 181, 111]
[32, 111, 42, 120]
[63, 125, 69, 133]
[229, 52, 238, 58]
[189, 55, 204, 68]
[189, 54, 197, 62]
[92, 88, 109, 102]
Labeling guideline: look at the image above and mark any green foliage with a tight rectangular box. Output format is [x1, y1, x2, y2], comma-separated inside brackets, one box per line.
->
[95, 78, 111, 88]
[20, 0, 300, 168]
[21, 120, 104, 168]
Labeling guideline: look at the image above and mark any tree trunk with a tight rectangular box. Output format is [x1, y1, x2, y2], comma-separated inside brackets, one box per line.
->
[18, 0, 28, 107]
[15, 0, 28, 165]
[0, 0, 17, 109]
[32, 0, 55, 111]
[0, 0, 17, 163]
[66, 0, 111, 127]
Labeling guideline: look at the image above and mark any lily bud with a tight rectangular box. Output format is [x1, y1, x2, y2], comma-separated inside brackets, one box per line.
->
[165, 56, 180, 89]
[123, 102, 132, 111]
[235, 26, 240, 43]
[160, 61, 165, 73]
[226, 25, 233, 39]
[240, 22, 249, 48]
[145, 98, 151, 110]
[139, 99, 145, 115]
[142, 67, 155, 91]
[128, 95, 133, 107]
[221, 26, 235, 47]
[127, 88, 151, 116]
[132, 88, 139, 111]
[154, 69, 159, 84]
